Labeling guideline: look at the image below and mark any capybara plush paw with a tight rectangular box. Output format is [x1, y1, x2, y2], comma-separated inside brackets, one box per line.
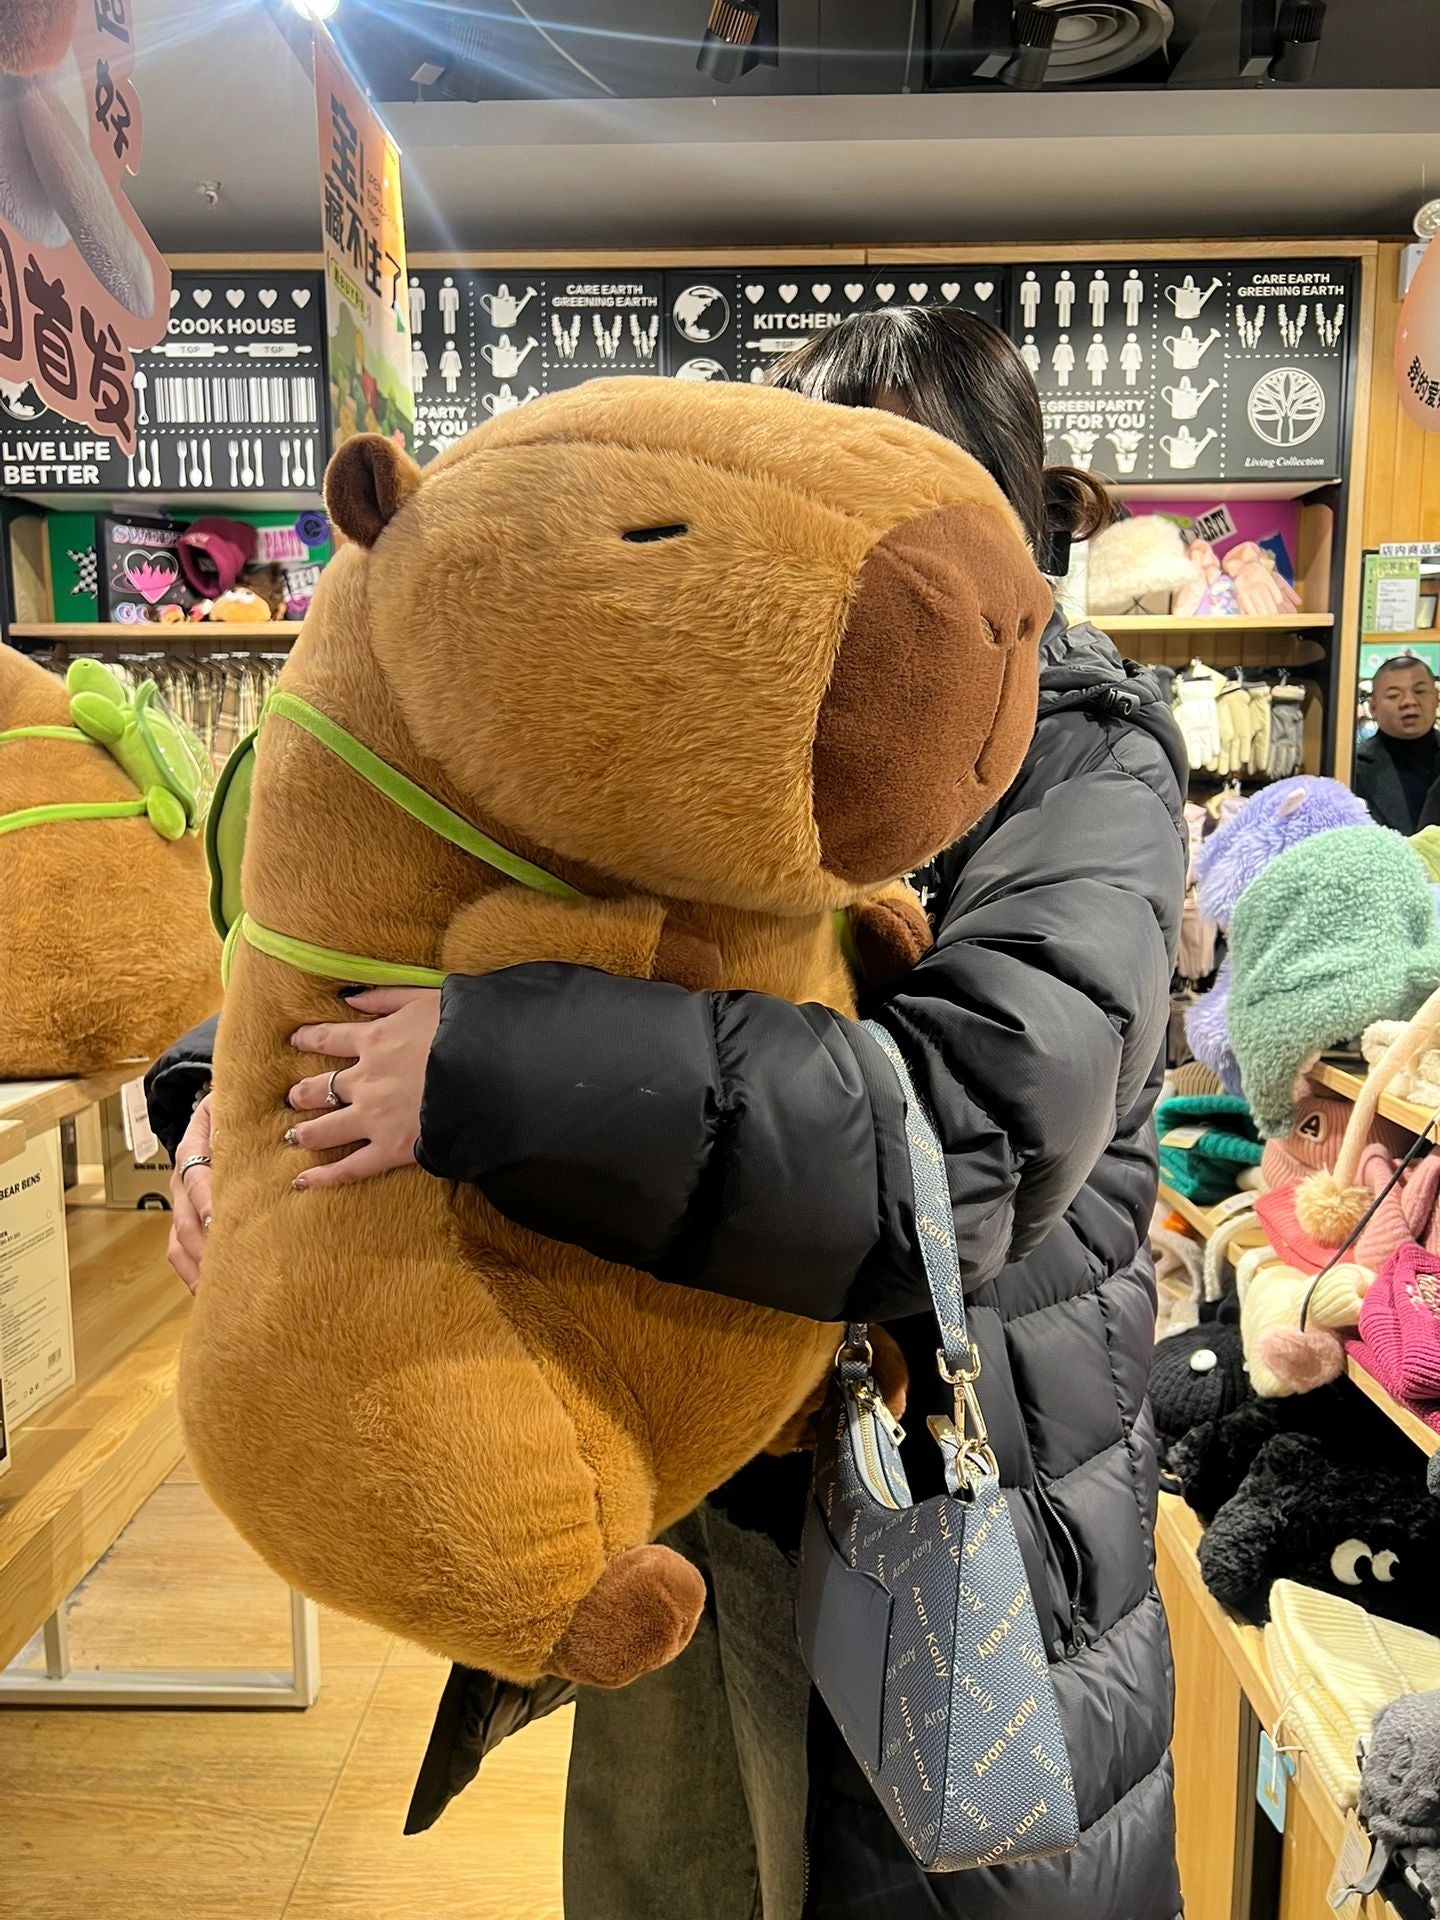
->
[549, 1545, 707, 1688]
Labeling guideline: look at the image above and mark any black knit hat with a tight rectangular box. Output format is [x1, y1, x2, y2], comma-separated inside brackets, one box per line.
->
[1150, 1322, 1250, 1452]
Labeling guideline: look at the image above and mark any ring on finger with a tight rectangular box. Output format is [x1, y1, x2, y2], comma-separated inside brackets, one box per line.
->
[178, 1153, 212, 1183]
[324, 1068, 348, 1110]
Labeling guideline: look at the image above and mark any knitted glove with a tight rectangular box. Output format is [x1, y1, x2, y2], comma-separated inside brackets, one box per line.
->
[1247, 684, 1272, 777]
[1267, 688, 1305, 778]
[1178, 895, 1218, 981]
[1175, 670, 1223, 772]
[1216, 683, 1248, 778]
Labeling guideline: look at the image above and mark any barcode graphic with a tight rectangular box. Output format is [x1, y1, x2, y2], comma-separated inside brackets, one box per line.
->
[47, 1347, 62, 1368]
[154, 376, 320, 426]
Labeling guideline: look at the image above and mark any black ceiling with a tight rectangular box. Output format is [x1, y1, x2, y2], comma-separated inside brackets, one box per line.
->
[328, 0, 1439, 104]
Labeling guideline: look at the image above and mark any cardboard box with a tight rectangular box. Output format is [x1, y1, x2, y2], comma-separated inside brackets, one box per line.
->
[0, 1126, 75, 1426]
[100, 1089, 173, 1211]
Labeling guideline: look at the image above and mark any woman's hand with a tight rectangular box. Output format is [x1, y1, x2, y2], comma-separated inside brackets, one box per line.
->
[286, 986, 442, 1189]
[167, 1093, 214, 1294]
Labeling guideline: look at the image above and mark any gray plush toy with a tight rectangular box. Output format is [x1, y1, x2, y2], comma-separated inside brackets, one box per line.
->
[1361, 1688, 1440, 1903]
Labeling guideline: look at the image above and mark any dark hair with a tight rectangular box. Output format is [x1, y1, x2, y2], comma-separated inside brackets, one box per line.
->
[1373, 653, 1436, 685]
[766, 305, 1113, 561]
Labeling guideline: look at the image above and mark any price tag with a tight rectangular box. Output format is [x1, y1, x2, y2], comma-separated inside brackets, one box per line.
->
[1211, 1191, 1258, 1221]
[1329, 1809, 1378, 1915]
[1161, 1126, 1207, 1149]
[120, 1077, 159, 1167]
[1255, 1729, 1294, 1834]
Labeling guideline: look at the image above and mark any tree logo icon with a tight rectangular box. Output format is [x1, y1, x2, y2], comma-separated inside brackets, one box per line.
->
[1247, 367, 1325, 447]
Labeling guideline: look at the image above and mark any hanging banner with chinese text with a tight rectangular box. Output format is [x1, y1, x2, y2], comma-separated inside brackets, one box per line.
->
[1396, 240, 1440, 434]
[0, 0, 169, 451]
[313, 33, 412, 454]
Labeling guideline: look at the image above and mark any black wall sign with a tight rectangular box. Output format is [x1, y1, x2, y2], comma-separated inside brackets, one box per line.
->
[662, 269, 1007, 389]
[1011, 259, 1353, 484]
[0, 270, 327, 498]
[407, 269, 665, 463]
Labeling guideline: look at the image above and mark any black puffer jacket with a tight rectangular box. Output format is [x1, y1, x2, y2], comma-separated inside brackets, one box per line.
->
[150, 617, 1187, 1918]
[414, 617, 1187, 1917]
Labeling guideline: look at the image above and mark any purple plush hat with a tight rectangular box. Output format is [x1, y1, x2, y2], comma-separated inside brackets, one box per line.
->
[1195, 777, 1372, 928]
[1185, 956, 1243, 1092]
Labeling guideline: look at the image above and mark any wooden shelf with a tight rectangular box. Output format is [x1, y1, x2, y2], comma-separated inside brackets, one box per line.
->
[1308, 1060, 1439, 1141]
[1157, 1180, 1265, 1244]
[0, 1207, 188, 1669]
[1156, 1496, 1402, 1920]
[1095, 614, 1334, 632]
[0, 1066, 146, 1168]
[8, 621, 301, 644]
[1345, 1356, 1440, 1458]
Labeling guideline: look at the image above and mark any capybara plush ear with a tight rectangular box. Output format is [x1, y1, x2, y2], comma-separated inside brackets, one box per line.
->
[0, 0, 76, 75]
[325, 434, 423, 549]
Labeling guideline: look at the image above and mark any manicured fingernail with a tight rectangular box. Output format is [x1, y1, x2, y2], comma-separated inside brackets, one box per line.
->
[202, 1215, 212, 1231]
[337, 984, 366, 1000]
[292, 1175, 308, 1191]
[283, 1127, 300, 1146]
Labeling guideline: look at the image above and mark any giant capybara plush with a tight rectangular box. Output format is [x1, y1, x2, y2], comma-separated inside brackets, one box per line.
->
[182, 378, 1052, 1687]
[0, 645, 218, 1076]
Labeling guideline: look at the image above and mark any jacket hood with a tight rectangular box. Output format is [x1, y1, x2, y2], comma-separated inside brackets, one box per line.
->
[1038, 612, 1189, 799]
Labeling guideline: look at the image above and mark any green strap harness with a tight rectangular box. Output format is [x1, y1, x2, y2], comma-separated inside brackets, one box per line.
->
[222, 692, 858, 991]
[218, 691, 586, 991]
[0, 663, 212, 841]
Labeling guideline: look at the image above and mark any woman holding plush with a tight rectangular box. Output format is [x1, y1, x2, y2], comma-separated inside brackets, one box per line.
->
[155, 308, 1186, 1920]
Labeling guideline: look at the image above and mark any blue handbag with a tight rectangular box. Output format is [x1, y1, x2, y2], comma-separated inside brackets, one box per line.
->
[796, 1021, 1081, 1873]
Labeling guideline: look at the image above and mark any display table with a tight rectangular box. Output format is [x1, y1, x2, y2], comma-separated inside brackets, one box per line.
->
[0, 1074, 318, 1709]
[1160, 1052, 1439, 1920]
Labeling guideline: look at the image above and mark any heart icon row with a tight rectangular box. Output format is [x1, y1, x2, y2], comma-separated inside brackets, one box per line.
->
[743, 280, 994, 307]
[168, 286, 313, 311]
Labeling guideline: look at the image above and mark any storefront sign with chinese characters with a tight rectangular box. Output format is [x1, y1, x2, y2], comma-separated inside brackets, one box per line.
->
[313, 32, 412, 451]
[0, 0, 169, 448]
[1396, 240, 1440, 433]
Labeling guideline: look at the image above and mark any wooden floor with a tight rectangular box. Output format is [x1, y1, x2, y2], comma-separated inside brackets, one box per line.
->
[0, 1456, 573, 1919]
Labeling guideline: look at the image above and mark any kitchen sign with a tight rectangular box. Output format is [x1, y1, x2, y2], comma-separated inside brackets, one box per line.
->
[0, 0, 169, 449]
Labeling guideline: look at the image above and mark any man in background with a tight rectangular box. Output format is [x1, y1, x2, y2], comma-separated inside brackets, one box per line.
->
[1354, 654, 1440, 833]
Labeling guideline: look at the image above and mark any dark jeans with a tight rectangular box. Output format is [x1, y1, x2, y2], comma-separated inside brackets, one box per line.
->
[563, 1502, 811, 1920]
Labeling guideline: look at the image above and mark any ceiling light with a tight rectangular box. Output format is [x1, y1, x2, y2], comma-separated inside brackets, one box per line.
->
[289, 0, 340, 21]
[1239, 0, 1327, 84]
[696, 0, 778, 84]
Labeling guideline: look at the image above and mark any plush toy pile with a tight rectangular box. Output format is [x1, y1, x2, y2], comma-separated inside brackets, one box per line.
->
[0, 645, 219, 1076]
[182, 379, 1052, 1686]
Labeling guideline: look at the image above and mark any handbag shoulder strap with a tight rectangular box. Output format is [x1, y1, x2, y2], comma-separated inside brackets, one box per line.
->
[859, 1020, 974, 1381]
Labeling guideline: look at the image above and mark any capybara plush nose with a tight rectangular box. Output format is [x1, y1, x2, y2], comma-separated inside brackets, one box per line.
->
[813, 501, 1052, 884]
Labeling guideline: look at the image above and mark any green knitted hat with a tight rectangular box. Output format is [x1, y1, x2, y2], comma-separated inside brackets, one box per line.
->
[1156, 1092, 1263, 1204]
[1229, 825, 1440, 1138]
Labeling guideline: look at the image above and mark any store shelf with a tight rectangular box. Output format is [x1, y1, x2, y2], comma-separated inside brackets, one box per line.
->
[1157, 1180, 1264, 1243]
[1307, 1060, 1440, 1141]
[1156, 1495, 1402, 1920]
[0, 1207, 188, 1669]
[0, 1066, 146, 1167]
[1095, 614, 1334, 632]
[1345, 1356, 1440, 1458]
[8, 621, 302, 644]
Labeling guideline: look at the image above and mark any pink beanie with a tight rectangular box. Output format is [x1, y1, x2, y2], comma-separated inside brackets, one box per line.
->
[1355, 1242, 1440, 1403]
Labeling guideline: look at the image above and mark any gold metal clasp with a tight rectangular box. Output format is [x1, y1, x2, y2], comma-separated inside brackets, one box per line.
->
[936, 1342, 980, 1386]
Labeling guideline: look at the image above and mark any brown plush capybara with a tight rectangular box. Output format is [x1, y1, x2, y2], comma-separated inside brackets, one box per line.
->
[0, 644, 218, 1077]
[181, 378, 1052, 1687]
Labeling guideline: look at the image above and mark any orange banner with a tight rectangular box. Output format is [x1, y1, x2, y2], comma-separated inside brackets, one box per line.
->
[314, 33, 413, 452]
[0, 0, 170, 450]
